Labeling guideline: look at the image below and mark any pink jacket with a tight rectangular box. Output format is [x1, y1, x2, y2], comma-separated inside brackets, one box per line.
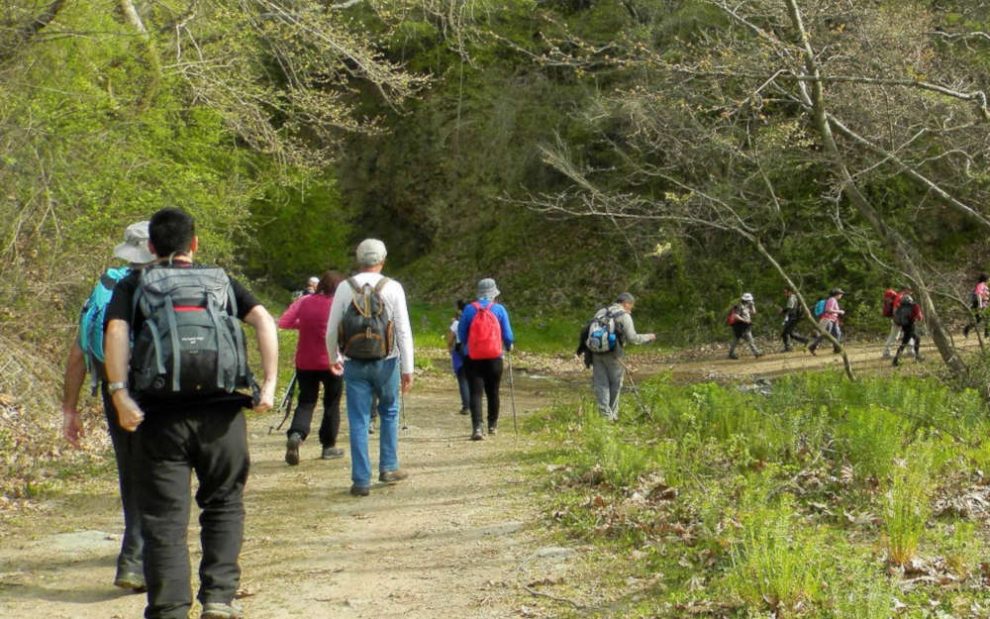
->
[278, 294, 333, 370]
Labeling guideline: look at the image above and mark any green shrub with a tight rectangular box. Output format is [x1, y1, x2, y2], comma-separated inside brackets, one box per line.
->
[883, 443, 934, 566]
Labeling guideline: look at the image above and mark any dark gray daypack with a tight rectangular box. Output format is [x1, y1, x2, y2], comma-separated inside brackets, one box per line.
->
[339, 276, 394, 360]
[130, 266, 251, 397]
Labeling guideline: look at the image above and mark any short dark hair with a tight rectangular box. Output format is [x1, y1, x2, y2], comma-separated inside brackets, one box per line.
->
[980, 273, 989, 283]
[149, 207, 195, 258]
[317, 270, 344, 295]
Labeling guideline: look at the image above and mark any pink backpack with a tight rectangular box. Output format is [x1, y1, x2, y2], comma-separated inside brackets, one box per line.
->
[467, 302, 503, 359]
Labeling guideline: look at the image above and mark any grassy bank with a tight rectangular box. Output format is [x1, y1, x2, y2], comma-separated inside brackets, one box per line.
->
[528, 372, 990, 617]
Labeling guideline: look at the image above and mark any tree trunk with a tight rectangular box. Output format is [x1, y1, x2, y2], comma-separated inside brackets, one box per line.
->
[784, 0, 967, 378]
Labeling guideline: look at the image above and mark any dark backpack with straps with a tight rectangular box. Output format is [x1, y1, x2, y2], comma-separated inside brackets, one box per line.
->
[339, 277, 394, 360]
[894, 300, 915, 327]
[129, 266, 252, 397]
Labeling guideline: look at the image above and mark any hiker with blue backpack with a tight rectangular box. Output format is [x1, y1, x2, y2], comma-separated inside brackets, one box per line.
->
[808, 288, 845, 355]
[446, 299, 471, 415]
[583, 292, 655, 421]
[60, 220, 155, 594]
[458, 278, 515, 440]
[727, 293, 762, 359]
[103, 207, 278, 619]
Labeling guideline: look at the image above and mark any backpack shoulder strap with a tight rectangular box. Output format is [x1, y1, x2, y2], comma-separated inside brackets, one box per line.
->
[373, 276, 390, 294]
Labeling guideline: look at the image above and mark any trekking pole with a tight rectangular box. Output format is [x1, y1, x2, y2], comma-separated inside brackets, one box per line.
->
[506, 350, 519, 436]
[400, 389, 408, 430]
[617, 357, 652, 420]
[268, 371, 297, 434]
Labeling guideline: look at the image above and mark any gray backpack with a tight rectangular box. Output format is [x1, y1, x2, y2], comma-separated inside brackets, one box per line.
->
[339, 277, 394, 360]
[130, 266, 251, 397]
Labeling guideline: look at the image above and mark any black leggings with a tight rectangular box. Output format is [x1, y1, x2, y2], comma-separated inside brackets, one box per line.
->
[464, 357, 503, 430]
[288, 369, 343, 447]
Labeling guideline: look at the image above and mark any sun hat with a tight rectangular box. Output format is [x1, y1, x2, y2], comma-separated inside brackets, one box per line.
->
[356, 239, 387, 267]
[741, 292, 754, 302]
[477, 278, 500, 299]
[113, 221, 154, 264]
[830, 288, 846, 296]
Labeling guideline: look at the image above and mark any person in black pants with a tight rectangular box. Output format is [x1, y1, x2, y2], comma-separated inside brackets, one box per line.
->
[278, 271, 345, 463]
[104, 208, 278, 619]
[457, 278, 515, 440]
[780, 287, 808, 352]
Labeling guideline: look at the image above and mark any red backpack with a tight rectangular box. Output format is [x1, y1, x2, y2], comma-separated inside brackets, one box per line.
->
[467, 302, 503, 359]
[882, 288, 897, 318]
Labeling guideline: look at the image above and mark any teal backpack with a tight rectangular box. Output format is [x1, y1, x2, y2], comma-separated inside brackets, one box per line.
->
[78, 267, 131, 390]
[813, 298, 827, 319]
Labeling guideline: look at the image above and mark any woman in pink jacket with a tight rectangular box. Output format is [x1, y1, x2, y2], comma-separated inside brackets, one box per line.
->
[278, 271, 345, 465]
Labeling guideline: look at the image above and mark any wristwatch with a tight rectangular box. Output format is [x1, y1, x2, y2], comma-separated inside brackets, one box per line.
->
[107, 381, 128, 396]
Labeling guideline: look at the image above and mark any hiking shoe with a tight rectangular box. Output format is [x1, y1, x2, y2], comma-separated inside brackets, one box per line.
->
[892, 356, 900, 367]
[202, 602, 243, 619]
[963, 325, 971, 338]
[113, 570, 145, 592]
[350, 484, 370, 497]
[459, 408, 469, 415]
[754, 351, 764, 358]
[321, 446, 344, 460]
[379, 469, 409, 483]
[487, 426, 497, 436]
[284, 433, 302, 466]
[782, 346, 793, 353]
[727, 352, 739, 360]
[807, 345, 817, 356]
[471, 427, 485, 441]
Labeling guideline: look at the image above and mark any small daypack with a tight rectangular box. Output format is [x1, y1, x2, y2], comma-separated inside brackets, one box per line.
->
[813, 298, 827, 319]
[882, 289, 896, 318]
[725, 306, 739, 326]
[130, 266, 251, 397]
[78, 266, 131, 389]
[586, 307, 623, 352]
[894, 301, 914, 327]
[339, 277, 394, 360]
[467, 302, 503, 359]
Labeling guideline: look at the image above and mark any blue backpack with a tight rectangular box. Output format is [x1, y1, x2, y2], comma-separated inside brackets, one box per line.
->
[813, 298, 827, 319]
[78, 267, 130, 388]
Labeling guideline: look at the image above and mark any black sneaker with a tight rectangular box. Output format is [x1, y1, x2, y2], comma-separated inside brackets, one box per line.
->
[321, 446, 344, 460]
[459, 408, 469, 415]
[471, 427, 484, 441]
[202, 602, 244, 619]
[350, 484, 370, 497]
[728, 352, 739, 360]
[892, 356, 900, 367]
[285, 433, 302, 466]
[379, 469, 409, 483]
[487, 426, 497, 436]
[113, 570, 146, 592]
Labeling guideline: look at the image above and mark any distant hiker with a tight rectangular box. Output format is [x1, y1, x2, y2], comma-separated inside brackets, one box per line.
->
[808, 288, 845, 355]
[583, 292, 655, 421]
[279, 270, 346, 465]
[305, 275, 319, 295]
[727, 292, 762, 359]
[103, 207, 278, 619]
[893, 294, 924, 366]
[326, 239, 414, 497]
[963, 273, 990, 339]
[446, 299, 471, 415]
[60, 220, 154, 593]
[458, 278, 515, 440]
[882, 286, 913, 359]
[780, 287, 808, 352]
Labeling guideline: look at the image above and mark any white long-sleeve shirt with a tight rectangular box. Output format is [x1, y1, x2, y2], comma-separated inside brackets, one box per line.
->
[326, 272, 414, 375]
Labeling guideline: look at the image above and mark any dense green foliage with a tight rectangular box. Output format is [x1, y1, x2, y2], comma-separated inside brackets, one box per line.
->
[531, 372, 990, 617]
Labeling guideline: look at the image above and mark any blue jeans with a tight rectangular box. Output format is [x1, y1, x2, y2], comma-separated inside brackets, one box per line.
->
[343, 357, 400, 487]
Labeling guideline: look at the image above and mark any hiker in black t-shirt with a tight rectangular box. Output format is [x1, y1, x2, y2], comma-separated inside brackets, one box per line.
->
[104, 207, 278, 619]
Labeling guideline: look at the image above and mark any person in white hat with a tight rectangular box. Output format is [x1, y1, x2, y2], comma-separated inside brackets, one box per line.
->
[326, 238, 415, 496]
[728, 292, 762, 359]
[60, 220, 155, 593]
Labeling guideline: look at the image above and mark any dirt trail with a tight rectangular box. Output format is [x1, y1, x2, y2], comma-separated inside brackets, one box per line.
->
[0, 336, 981, 618]
[0, 371, 573, 619]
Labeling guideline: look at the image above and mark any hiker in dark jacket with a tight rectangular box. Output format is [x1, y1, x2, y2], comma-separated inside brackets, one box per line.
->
[893, 294, 924, 366]
[780, 287, 808, 352]
[728, 293, 762, 359]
